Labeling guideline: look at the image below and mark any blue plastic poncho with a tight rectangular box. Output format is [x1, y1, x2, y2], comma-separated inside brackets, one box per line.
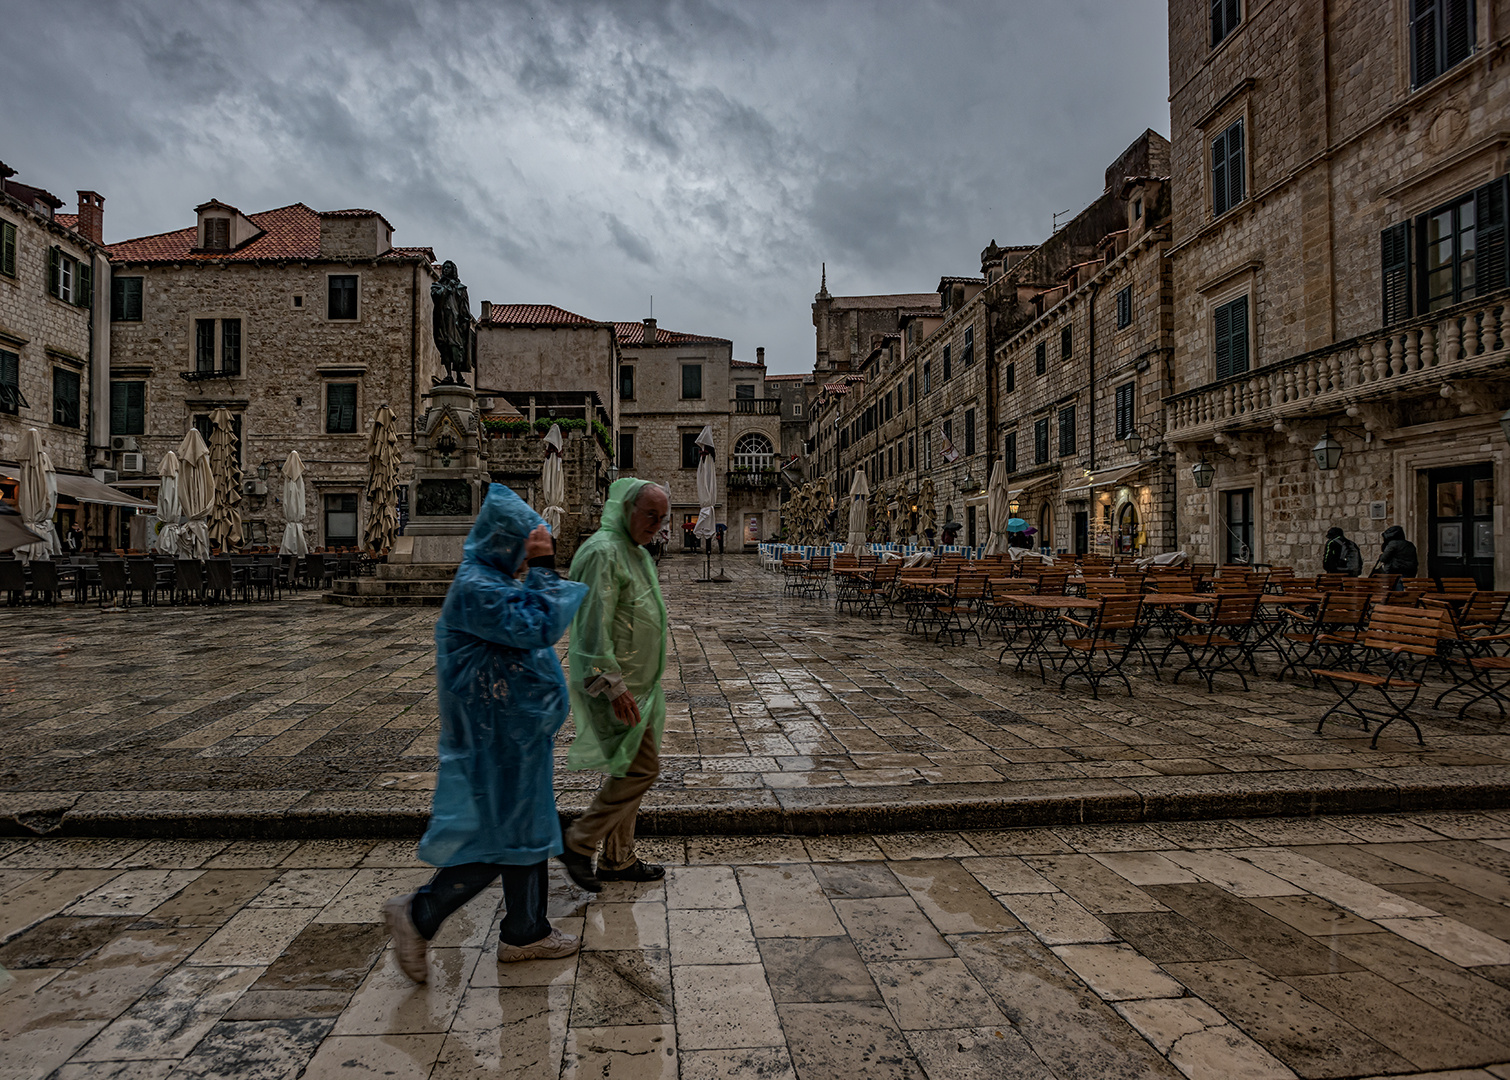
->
[566, 477, 669, 778]
[417, 485, 589, 867]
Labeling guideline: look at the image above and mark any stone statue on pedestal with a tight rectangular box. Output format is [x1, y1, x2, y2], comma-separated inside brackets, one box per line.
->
[431, 260, 475, 385]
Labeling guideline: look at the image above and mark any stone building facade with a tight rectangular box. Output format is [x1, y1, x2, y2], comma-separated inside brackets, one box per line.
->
[107, 200, 441, 548]
[0, 163, 112, 531]
[1164, 0, 1510, 586]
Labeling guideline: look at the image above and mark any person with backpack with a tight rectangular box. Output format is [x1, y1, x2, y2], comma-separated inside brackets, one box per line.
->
[1322, 527, 1362, 576]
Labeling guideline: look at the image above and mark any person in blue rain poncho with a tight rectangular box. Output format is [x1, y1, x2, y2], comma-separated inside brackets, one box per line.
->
[382, 485, 588, 983]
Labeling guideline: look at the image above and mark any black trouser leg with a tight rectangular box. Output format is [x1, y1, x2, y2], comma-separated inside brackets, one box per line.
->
[498, 861, 551, 947]
[409, 862, 502, 940]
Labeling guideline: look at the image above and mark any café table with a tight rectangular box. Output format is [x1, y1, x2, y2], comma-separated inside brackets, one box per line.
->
[998, 595, 1102, 674]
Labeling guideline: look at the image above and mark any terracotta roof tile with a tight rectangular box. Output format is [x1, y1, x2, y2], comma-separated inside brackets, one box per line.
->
[731, 359, 764, 369]
[483, 303, 597, 326]
[613, 322, 730, 346]
[763, 372, 807, 381]
[54, 213, 78, 230]
[108, 202, 429, 265]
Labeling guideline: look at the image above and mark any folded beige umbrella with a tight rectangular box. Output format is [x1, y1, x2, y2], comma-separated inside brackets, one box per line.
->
[363, 406, 400, 555]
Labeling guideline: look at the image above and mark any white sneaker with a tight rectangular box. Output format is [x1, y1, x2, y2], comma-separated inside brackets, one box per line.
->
[383, 893, 429, 983]
[497, 927, 581, 963]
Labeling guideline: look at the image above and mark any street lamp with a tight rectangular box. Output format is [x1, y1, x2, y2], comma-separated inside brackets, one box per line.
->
[1008, 497, 1020, 515]
[1123, 431, 1143, 456]
[1192, 460, 1215, 489]
[1312, 432, 1344, 471]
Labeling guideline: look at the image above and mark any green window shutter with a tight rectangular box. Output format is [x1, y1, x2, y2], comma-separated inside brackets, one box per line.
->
[1473, 175, 1507, 296]
[1380, 222, 1412, 325]
[110, 380, 126, 434]
[1411, 0, 1439, 87]
[1, 221, 15, 277]
[111, 277, 143, 321]
[1214, 301, 1233, 380]
[76, 259, 92, 307]
[48, 246, 61, 298]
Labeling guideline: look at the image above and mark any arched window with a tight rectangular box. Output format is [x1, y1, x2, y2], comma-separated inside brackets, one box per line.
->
[733, 432, 774, 470]
[1116, 502, 1139, 554]
[1037, 504, 1053, 550]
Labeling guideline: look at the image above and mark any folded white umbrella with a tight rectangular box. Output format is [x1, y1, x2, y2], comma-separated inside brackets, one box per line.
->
[845, 469, 869, 552]
[280, 450, 309, 556]
[982, 459, 1011, 555]
[693, 424, 716, 541]
[155, 450, 181, 555]
[540, 423, 566, 535]
[15, 428, 59, 562]
[176, 428, 214, 560]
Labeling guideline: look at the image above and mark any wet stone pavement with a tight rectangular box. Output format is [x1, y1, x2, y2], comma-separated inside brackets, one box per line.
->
[2, 814, 1510, 1079]
[1, 556, 1508, 835]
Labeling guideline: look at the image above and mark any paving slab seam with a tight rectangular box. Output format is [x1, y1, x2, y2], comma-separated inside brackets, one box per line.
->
[2, 777, 1506, 839]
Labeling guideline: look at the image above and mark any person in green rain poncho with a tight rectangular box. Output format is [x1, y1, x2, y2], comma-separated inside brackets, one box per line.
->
[558, 477, 671, 892]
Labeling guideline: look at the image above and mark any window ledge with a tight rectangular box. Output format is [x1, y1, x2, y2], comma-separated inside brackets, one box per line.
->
[179, 370, 242, 382]
[317, 364, 368, 376]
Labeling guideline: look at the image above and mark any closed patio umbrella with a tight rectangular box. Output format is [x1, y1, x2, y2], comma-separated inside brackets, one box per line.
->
[280, 450, 308, 556]
[983, 458, 1011, 555]
[176, 427, 214, 560]
[208, 408, 243, 551]
[845, 469, 869, 552]
[540, 423, 566, 535]
[363, 405, 399, 555]
[813, 477, 831, 544]
[155, 450, 181, 555]
[917, 478, 936, 546]
[0, 505, 42, 554]
[15, 428, 60, 562]
[693, 425, 716, 542]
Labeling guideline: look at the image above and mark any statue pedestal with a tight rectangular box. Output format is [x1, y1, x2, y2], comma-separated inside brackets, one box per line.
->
[403, 383, 489, 565]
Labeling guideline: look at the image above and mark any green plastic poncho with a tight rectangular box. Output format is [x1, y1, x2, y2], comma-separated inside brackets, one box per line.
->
[417, 484, 588, 867]
[566, 477, 669, 777]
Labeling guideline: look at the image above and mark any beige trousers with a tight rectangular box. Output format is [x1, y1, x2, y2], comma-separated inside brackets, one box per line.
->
[564, 729, 660, 870]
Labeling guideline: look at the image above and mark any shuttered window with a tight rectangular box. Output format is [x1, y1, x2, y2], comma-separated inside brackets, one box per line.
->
[942, 344, 952, 381]
[327, 275, 358, 320]
[1058, 406, 1076, 457]
[195, 319, 216, 373]
[49, 246, 87, 304]
[326, 382, 358, 434]
[1005, 362, 1015, 393]
[0, 349, 23, 414]
[112, 276, 143, 321]
[1477, 175, 1509, 300]
[618, 432, 635, 469]
[1034, 418, 1050, 464]
[681, 364, 702, 399]
[1213, 296, 1250, 380]
[962, 326, 974, 367]
[0, 220, 15, 278]
[1060, 326, 1072, 359]
[221, 319, 241, 376]
[1116, 286, 1133, 329]
[1411, 0, 1474, 89]
[1035, 341, 1047, 375]
[1381, 222, 1412, 325]
[964, 409, 976, 456]
[1212, 120, 1246, 218]
[110, 380, 146, 435]
[1115, 382, 1135, 440]
[619, 365, 635, 400]
[52, 367, 80, 427]
[1211, 0, 1240, 46]
[1003, 431, 1017, 473]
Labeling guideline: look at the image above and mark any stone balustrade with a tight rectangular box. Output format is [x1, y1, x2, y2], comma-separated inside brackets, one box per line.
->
[1165, 292, 1509, 442]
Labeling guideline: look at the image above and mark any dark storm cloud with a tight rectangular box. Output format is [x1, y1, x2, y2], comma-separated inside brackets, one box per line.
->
[1, 0, 1168, 370]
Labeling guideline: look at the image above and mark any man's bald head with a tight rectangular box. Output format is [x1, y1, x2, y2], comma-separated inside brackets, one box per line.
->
[628, 485, 669, 546]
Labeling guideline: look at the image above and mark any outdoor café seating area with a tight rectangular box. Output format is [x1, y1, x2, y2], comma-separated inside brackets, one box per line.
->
[765, 546, 1510, 748]
[0, 550, 376, 607]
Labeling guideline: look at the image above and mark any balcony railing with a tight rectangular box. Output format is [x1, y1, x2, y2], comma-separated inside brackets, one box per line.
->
[733, 398, 782, 414]
[729, 467, 781, 489]
[1165, 292, 1509, 442]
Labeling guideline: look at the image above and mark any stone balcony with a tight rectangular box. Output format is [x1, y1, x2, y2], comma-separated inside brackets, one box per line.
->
[1165, 290, 1510, 445]
[733, 397, 782, 415]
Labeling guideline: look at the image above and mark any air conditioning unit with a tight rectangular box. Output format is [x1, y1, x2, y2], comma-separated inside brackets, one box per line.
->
[243, 478, 268, 496]
[111, 435, 139, 452]
[119, 452, 144, 473]
[93, 468, 118, 484]
[476, 396, 495, 412]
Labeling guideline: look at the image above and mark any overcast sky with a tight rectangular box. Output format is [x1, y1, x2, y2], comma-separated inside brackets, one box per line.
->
[4, 0, 1169, 374]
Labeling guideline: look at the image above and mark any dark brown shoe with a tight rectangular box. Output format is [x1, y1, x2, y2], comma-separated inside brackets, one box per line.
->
[557, 849, 602, 892]
[596, 860, 665, 882]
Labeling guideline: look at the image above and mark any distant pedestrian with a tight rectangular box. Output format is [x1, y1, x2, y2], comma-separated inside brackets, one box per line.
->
[65, 523, 83, 553]
[558, 478, 671, 892]
[1373, 524, 1419, 579]
[715, 521, 726, 554]
[383, 486, 588, 983]
[1322, 527, 1362, 576]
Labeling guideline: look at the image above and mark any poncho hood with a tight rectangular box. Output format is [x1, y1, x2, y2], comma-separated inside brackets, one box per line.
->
[464, 484, 544, 572]
[601, 476, 662, 544]
[1381, 525, 1406, 545]
[1326, 527, 1344, 540]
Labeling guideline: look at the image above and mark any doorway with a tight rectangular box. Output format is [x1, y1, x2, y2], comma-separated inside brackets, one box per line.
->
[1428, 464, 1494, 588]
[1223, 488, 1253, 564]
[1072, 511, 1088, 555]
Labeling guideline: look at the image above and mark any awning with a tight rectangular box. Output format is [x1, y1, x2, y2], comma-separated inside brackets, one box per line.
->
[1062, 462, 1150, 498]
[1006, 475, 1057, 500]
[54, 472, 156, 508]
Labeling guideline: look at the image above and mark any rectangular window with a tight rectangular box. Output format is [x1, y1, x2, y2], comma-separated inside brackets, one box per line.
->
[1115, 382, 1136, 440]
[1213, 295, 1250, 379]
[203, 217, 230, 251]
[942, 344, 952, 381]
[1386, 176, 1509, 323]
[681, 432, 700, 468]
[1211, 0, 1241, 46]
[325, 493, 359, 546]
[1034, 418, 1050, 464]
[681, 364, 702, 399]
[326, 382, 358, 433]
[887, 445, 894, 477]
[908, 435, 915, 469]
[1005, 362, 1015, 393]
[327, 274, 358, 320]
[1116, 286, 1132, 329]
[792, 401, 802, 416]
[0, 349, 23, 414]
[907, 373, 915, 405]
[618, 432, 635, 469]
[884, 391, 893, 421]
[1003, 431, 1017, 473]
[1411, 0, 1475, 89]
[52, 368, 80, 428]
[48, 247, 87, 305]
[221, 319, 241, 376]
[964, 408, 976, 456]
[1212, 119, 1246, 217]
[735, 383, 754, 400]
[619, 365, 635, 400]
[110, 380, 146, 435]
[1035, 341, 1047, 376]
[925, 428, 932, 470]
[943, 418, 952, 448]
[923, 361, 932, 394]
[112, 276, 143, 322]
[962, 326, 974, 366]
[1060, 325, 1072, 359]
[1058, 406, 1076, 457]
[1, 219, 16, 277]
[195, 319, 216, 373]
[1381, 221, 1412, 325]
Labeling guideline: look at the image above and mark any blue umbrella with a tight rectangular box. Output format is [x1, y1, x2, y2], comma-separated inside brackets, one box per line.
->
[1007, 517, 1027, 532]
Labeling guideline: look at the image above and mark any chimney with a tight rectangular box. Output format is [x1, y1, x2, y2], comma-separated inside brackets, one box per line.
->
[76, 191, 104, 245]
[480, 300, 492, 322]
[642, 316, 657, 342]
[756, 347, 765, 366]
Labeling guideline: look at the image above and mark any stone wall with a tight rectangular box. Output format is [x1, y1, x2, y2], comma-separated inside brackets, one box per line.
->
[473, 323, 618, 427]
[484, 428, 605, 562]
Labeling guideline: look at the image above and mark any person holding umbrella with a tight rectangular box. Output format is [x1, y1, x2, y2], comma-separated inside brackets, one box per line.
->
[1007, 517, 1029, 548]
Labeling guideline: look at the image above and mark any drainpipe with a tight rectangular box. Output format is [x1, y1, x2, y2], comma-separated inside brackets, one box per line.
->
[1087, 281, 1101, 473]
[409, 263, 419, 438]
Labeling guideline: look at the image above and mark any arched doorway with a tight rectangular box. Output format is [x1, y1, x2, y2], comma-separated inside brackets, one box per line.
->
[1116, 501, 1139, 554]
[1037, 504, 1053, 551]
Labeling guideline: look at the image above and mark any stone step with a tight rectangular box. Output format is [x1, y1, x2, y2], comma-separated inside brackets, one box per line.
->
[375, 562, 459, 582]
[330, 578, 451, 596]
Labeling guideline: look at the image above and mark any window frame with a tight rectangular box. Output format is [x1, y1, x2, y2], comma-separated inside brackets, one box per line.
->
[961, 326, 974, 367]
[619, 364, 635, 401]
[110, 380, 146, 436]
[0, 219, 15, 278]
[1212, 294, 1251, 381]
[1410, 0, 1475, 90]
[1116, 285, 1133, 329]
[111, 276, 144, 322]
[325, 381, 360, 434]
[618, 431, 636, 470]
[1035, 341, 1047, 376]
[923, 361, 932, 394]
[1115, 381, 1136, 441]
[1058, 405, 1076, 458]
[326, 273, 359, 321]
[0, 348, 23, 415]
[1211, 118, 1247, 219]
[942, 343, 952, 381]
[1033, 418, 1050, 465]
[681, 431, 701, 469]
[964, 408, 976, 457]
[221, 318, 242, 376]
[1003, 431, 1017, 473]
[1060, 325, 1072, 360]
[1005, 361, 1015, 393]
[1210, 0, 1241, 47]
[681, 363, 703, 400]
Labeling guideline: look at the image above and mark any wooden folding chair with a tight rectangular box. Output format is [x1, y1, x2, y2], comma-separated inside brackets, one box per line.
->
[1049, 596, 1145, 699]
[1310, 605, 1447, 746]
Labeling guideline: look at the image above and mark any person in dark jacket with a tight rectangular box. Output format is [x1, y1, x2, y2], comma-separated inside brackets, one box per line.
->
[1374, 524, 1419, 578]
[1322, 527, 1361, 576]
